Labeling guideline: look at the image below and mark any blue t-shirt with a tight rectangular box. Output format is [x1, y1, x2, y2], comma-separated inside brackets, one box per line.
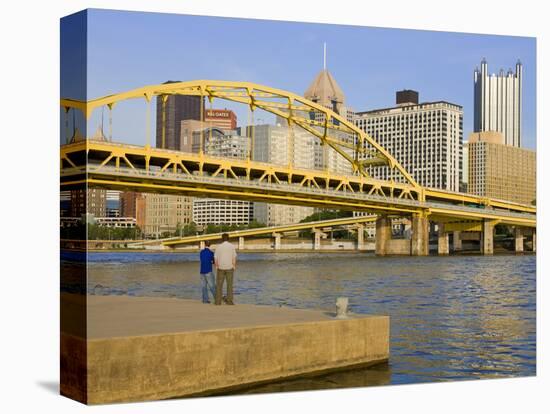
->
[200, 248, 214, 274]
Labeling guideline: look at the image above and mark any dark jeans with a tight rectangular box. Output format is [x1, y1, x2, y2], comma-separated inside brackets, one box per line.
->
[215, 269, 234, 305]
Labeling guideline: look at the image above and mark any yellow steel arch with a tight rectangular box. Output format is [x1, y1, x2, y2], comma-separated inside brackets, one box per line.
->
[60, 80, 420, 190]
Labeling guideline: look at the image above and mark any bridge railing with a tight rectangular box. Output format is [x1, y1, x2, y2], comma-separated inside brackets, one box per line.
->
[77, 164, 425, 207]
[62, 163, 537, 223]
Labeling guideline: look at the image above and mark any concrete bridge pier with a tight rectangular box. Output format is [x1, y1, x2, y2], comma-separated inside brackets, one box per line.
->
[515, 227, 524, 252]
[437, 223, 449, 255]
[453, 230, 462, 252]
[411, 214, 429, 256]
[199, 241, 205, 250]
[272, 232, 282, 250]
[356, 224, 365, 251]
[375, 216, 391, 256]
[313, 229, 327, 250]
[238, 236, 245, 250]
[482, 220, 497, 255]
[533, 229, 536, 252]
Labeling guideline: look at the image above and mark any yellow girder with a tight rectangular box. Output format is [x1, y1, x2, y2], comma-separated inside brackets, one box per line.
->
[60, 140, 536, 227]
[162, 216, 377, 247]
[59, 80, 536, 228]
[62, 139, 418, 197]
[428, 207, 535, 227]
[60, 80, 419, 188]
[424, 188, 536, 214]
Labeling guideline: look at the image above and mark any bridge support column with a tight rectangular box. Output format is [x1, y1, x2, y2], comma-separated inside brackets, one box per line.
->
[482, 220, 496, 255]
[199, 241, 205, 250]
[313, 229, 326, 250]
[272, 233, 281, 250]
[453, 231, 462, 252]
[238, 236, 245, 250]
[356, 224, 365, 251]
[514, 227, 524, 253]
[375, 216, 390, 256]
[532, 228, 536, 252]
[438, 223, 449, 255]
[411, 214, 429, 256]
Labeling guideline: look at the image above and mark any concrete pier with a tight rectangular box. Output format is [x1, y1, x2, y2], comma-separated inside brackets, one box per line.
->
[272, 232, 281, 250]
[453, 230, 462, 252]
[313, 229, 327, 250]
[375, 215, 423, 256]
[375, 216, 390, 256]
[356, 224, 365, 250]
[515, 227, 524, 252]
[238, 236, 245, 250]
[482, 220, 496, 255]
[437, 223, 449, 255]
[61, 294, 389, 404]
[411, 214, 429, 256]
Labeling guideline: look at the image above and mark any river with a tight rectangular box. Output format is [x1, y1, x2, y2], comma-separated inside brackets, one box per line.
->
[66, 252, 536, 394]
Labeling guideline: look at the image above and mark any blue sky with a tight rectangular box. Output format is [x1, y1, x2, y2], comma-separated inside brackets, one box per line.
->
[64, 9, 536, 149]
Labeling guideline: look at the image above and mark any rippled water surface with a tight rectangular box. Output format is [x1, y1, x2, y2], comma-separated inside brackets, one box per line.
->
[69, 252, 536, 391]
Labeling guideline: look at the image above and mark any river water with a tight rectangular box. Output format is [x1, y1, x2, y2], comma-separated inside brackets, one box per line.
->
[72, 252, 536, 393]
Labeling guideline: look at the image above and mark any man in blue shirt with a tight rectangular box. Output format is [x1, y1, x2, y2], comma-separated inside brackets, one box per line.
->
[199, 241, 216, 303]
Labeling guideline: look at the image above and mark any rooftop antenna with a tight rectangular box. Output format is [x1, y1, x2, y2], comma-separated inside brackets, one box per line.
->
[323, 42, 327, 70]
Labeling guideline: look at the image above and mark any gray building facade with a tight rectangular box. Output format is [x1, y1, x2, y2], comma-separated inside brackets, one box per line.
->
[474, 59, 523, 147]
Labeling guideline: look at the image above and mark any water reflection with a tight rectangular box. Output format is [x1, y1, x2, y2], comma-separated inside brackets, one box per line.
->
[63, 252, 536, 388]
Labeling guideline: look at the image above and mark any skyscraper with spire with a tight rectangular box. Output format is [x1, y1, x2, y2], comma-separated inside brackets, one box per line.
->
[473, 58, 523, 147]
[304, 43, 347, 115]
[304, 43, 354, 175]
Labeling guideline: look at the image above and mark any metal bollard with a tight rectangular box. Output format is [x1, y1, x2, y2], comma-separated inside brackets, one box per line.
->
[335, 297, 349, 318]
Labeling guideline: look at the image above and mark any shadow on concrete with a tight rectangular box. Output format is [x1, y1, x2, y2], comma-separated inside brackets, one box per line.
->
[36, 381, 59, 395]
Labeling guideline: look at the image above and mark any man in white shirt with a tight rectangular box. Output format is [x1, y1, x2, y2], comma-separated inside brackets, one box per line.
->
[214, 233, 237, 305]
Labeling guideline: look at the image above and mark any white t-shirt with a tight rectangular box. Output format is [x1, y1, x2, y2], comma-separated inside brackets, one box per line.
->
[214, 241, 237, 270]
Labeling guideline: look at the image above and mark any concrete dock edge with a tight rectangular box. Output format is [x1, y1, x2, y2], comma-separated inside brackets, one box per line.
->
[83, 315, 389, 404]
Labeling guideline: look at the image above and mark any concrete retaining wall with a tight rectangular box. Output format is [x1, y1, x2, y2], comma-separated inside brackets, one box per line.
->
[82, 316, 388, 404]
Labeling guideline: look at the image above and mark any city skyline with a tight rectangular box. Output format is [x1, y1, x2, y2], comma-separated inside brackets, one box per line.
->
[57, 9, 537, 403]
[67, 9, 537, 150]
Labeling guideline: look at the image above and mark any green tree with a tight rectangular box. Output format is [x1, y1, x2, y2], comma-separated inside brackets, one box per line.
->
[298, 210, 353, 238]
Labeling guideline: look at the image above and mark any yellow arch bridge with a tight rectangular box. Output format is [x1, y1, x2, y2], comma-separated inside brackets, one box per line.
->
[60, 80, 536, 255]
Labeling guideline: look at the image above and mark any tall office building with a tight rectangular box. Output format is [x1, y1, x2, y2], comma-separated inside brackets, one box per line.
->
[354, 90, 463, 192]
[205, 109, 237, 131]
[105, 190, 121, 217]
[180, 119, 205, 152]
[468, 131, 535, 204]
[193, 199, 253, 226]
[120, 192, 143, 218]
[192, 127, 250, 159]
[70, 189, 106, 218]
[461, 141, 469, 192]
[192, 127, 253, 226]
[304, 68, 346, 114]
[180, 110, 238, 154]
[141, 194, 193, 237]
[155, 81, 204, 150]
[251, 124, 315, 226]
[135, 196, 146, 231]
[148, 82, 200, 236]
[474, 58, 523, 147]
[69, 126, 108, 218]
[60, 191, 71, 217]
[304, 67, 354, 176]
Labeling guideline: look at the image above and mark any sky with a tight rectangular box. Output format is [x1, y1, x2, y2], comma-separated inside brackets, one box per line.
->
[61, 9, 537, 149]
